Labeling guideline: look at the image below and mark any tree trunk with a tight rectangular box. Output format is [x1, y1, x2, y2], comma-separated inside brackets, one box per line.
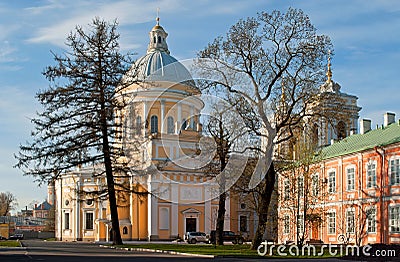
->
[215, 191, 226, 245]
[105, 162, 123, 245]
[251, 162, 276, 250]
[100, 87, 122, 245]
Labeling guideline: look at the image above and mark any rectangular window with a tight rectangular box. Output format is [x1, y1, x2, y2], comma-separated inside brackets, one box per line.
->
[297, 214, 304, 234]
[328, 171, 336, 193]
[390, 159, 400, 185]
[347, 167, 355, 191]
[64, 212, 70, 230]
[284, 179, 290, 200]
[346, 210, 355, 234]
[367, 162, 377, 188]
[328, 212, 336, 234]
[312, 174, 319, 196]
[85, 212, 94, 230]
[389, 206, 400, 233]
[298, 177, 304, 197]
[284, 215, 290, 234]
[239, 215, 248, 232]
[367, 208, 376, 233]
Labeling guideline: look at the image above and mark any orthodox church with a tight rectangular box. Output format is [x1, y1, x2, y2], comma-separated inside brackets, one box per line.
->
[54, 18, 251, 242]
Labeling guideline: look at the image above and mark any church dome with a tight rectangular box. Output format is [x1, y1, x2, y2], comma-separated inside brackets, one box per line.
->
[135, 50, 194, 85]
[130, 18, 196, 88]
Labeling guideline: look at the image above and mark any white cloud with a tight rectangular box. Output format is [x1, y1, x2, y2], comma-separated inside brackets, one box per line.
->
[26, 0, 184, 47]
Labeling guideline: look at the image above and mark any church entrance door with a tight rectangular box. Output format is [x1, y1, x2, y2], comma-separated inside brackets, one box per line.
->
[186, 218, 196, 232]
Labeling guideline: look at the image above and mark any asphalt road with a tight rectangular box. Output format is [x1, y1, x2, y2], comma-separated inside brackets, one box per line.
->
[0, 240, 369, 262]
[0, 240, 213, 262]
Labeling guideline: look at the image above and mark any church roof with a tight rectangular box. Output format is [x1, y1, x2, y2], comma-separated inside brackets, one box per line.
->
[34, 201, 53, 211]
[320, 122, 400, 160]
[129, 17, 197, 88]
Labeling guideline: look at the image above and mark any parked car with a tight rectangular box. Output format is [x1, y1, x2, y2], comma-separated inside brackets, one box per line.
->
[208, 230, 244, 244]
[0, 235, 7, 240]
[9, 234, 24, 240]
[184, 232, 208, 244]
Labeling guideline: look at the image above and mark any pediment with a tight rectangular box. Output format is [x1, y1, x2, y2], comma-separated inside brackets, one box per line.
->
[181, 208, 201, 214]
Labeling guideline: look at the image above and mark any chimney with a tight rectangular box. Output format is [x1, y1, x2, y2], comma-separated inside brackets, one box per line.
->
[360, 119, 371, 134]
[384, 112, 395, 127]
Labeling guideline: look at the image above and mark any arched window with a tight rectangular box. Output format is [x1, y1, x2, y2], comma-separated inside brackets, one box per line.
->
[337, 121, 346, 140]
[167, 116, 174, 134]
[157, 36, 161, 43]
[150, 115, 158, 134]
[153, 36, 156, 43]
[181, 118, 187, 131]
[123, 226, 128, 235]
[135, 116, 142, 135]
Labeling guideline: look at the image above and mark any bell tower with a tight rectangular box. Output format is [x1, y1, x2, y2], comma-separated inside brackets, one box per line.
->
[309, 51, 361, 147]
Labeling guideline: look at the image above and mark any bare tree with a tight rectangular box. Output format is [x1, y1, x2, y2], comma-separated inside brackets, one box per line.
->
[0, 192, 17, 216]
[202, 101, 249, 245]
[14, 17, 138, 245]
[278, 137, 327, 247]
[197, 8, 332, 249]
[336, 200, 376, 246]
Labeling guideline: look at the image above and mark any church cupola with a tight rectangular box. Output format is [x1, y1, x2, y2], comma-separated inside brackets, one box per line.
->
[147, 16, 169, 54]
[320, 50, 341, 93]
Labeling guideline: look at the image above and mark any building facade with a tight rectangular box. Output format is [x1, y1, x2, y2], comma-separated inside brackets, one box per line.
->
[54, 19, 257, 242]
[279, 113, 400, 245]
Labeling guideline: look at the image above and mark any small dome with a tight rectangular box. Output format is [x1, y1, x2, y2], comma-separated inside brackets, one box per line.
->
[127, 19, 197, 89]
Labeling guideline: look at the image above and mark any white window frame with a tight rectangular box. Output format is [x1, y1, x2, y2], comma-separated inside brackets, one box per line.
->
[346, 209, 355, 234]
[328, 170, 336, 193]
[367, 207, 376, 233]
[85, 211, 94, 230]
[389, 206, 400, 233]
[346, 167, 355, 191]
[64, 212, 70, 230]
[298, 176, 304, 197]
[366, 161, 377, 188]
[297, 213, 304, 235]
[283, 179, 290, 200]
[327, 211, 336, 234]
[150, 115, 158, 134]
[284, 215, 290, 234]
[312, 173, 319, 196]
[389, 158, 400, 185]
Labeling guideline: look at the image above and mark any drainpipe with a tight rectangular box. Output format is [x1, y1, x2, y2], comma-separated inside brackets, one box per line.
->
[374, 146, 385, 244]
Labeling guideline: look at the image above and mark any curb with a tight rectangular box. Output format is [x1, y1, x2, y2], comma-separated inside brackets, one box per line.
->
[99, 244, 215, 258]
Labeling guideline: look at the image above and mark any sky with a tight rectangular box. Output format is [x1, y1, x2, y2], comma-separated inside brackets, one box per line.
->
[1, 0, 399, 212]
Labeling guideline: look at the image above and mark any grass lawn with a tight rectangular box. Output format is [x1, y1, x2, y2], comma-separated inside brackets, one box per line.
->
[115, 243, 342, 258]
[0, 240, 21, 247]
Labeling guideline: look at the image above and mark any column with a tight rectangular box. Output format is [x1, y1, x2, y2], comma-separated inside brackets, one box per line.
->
[143, 101, 148, 136]
[171, 183, 179, 238]
[75, 181, 80, 241]
[177, 102, 182, 134]
[204, 185, 211, 234]
[147, 178, 158, 240]
[160, 99, 165, 133]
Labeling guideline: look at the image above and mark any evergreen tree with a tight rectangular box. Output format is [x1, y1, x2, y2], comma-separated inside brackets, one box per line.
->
[15, 17, 137, 245]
